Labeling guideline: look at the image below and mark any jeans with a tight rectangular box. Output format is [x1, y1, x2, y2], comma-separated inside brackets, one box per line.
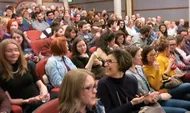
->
[159, 99, 190, 113]
[168, 83, 190, 101]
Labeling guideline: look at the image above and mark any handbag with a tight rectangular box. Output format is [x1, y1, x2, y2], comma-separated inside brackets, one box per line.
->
[138, 103, 165, 113]
[162, 74, 183, 89]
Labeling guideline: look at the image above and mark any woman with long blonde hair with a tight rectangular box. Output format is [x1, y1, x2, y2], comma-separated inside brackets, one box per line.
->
[0, 39, 50, 113]
[59, 69, 105, 113]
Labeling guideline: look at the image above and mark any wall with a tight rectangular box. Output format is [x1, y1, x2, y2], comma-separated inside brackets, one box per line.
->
[0, 0, 126, 18]
[133, 0, 188, 21]
[69, 0, 126, 18]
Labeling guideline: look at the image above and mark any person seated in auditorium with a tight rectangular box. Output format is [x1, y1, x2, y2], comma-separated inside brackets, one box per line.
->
[0, 39, 51, 113]
[132, 25, 154, 47]
[168, 36, 190, 82]
[64, 25, 78, 52]
[32, 12, 49, 31]
[11, 29, 39, 63]
[59, 69, 105, 113]
[183, 28, 190, 55]
[94, 31, 119, 62]
[97, 49, 152, 113]
[115, 30, 129, 49]
[71, 37, 105, 80]
[126, 45, 190, 113]
[46, 11, 54, 25]
[142, 37, 190, 101]
[40, 18, 65, 39]
[2, 19, 18, 40]
[45, 37, 77, 88]
[15, 13, 33, 32]
[117, 20, 128, 35]
[158, 24, 168, 38]
[0, 87, 11, 113]
[76, 21, 95, 48]
[175, 35, 190, 61]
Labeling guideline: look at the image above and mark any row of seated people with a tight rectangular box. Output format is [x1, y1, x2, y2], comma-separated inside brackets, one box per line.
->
[2, 30, 190, 113]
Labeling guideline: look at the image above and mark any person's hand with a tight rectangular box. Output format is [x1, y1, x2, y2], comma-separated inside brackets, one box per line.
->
[160, 93, 172, 100]
[131, 95, 145, 105]
[32, 56, 39, 62]
[153, 61, 159, 70]
[28, 96, 41, 103]
[39, 93, 50, 103]
[93, 58, 102, 66]
[25, 54, 33, 60]
[144, 92, 159, 104]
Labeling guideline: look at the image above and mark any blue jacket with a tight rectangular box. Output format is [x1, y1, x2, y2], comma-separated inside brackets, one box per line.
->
[45, 55, 77, 88]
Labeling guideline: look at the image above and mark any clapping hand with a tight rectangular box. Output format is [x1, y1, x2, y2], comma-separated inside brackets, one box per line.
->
[131, 95, 145, 105]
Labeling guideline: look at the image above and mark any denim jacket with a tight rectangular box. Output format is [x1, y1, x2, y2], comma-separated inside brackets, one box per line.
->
[45, 55, 77, 88]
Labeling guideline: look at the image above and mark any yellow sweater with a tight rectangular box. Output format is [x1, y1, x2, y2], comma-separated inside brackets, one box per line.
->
[143, 65, 167, 92]
[156, 53, 175, 76]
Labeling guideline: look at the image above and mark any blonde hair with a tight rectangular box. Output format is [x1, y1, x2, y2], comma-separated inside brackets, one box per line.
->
[0, 39, 27, 81]
[59, 69, 95, 113]
[0, 16, 10, 26]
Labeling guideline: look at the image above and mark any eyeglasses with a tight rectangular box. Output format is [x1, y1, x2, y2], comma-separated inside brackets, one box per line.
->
[104, 59, 117, 64]
[169, 44, 176, 46]
[83, 84, 97, 91]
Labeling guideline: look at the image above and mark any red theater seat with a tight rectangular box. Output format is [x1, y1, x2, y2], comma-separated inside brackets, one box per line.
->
[32, 98, 59, 113]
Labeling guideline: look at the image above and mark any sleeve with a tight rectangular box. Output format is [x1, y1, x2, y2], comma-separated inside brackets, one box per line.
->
[28, 61, 40, 83]
[97, 79, 133, 113]
[156, 58, 166, 76]
[0, 87, 11, 113]
[132, 34, 141, 47]
[45, 59, 63, 88]
[143, 67, 162, 91]
[71, 56, 85, 68]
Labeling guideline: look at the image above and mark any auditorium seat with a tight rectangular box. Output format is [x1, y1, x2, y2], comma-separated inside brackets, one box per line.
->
[32, 98, 59, 113]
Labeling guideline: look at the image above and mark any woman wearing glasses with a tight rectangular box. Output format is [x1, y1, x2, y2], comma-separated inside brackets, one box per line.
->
[126, 45, 190, 112]
[97, 49, 147, 113]
[59, 69, 105, 113]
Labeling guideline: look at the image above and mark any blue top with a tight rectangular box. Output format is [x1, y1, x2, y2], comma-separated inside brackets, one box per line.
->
[45, 55, 77, 88]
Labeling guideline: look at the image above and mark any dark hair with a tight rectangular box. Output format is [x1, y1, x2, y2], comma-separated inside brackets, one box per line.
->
[52, 17, 63, 25]
[124, 45, 140, 58]
[72, 37, 89, 56]
[115, 30, 126, 46]
[159, 24, 168, 37]
[11, 29, 31, 51]
[139, 25, 151, 35]
[34, 12, 41, 18]
[64, 25, 78, 39]
[98, 31, 115, 54]
[176, 35, 184, 45]
[179, 28, 188, 34]
[147, 22, 154, 27]
[5, 6, 13, 12]
[108, 49, 132, 72]
[107, 19, 116, 28]
[46, 11, 54, 16]
[15, 13, 23, 18]
[78, 21, 88, 29]
[141, 45, 154, 65]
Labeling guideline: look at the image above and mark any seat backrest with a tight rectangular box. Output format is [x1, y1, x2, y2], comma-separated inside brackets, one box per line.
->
[26, 30, 42, 41]
[30, 38, 51, 55]
[32, 98, 59, 113]
[36, 58, 48, 83]
[89, 46, 97, 53]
